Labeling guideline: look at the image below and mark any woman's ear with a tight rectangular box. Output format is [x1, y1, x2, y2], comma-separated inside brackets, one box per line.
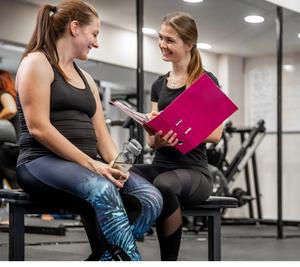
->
[185, 43, 193, 53]
[70, 20, 80, 37]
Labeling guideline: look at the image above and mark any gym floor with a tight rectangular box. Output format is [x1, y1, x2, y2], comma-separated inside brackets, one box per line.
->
[0, 206, 300, 261]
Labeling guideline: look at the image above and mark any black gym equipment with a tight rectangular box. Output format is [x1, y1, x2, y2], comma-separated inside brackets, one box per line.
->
[0, 120, 19, 191]
[207, 119, 266, 219]
[207, 120, 300, 228]
[0, 119, 79, 235]
[184, 120, 266, 232]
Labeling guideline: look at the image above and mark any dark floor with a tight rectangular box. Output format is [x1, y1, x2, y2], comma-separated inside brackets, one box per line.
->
[1, 205, 300, 261]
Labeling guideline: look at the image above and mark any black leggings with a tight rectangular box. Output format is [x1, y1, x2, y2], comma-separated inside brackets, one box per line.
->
[16, 155, 163, 261]
[131, 164, 213, 260]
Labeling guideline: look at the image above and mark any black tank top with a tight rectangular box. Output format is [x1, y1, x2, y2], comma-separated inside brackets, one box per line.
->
[16, 61, 97, 167]
[150, 71, 219, 175]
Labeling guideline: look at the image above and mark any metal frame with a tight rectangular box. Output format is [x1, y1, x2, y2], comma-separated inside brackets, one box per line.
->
[182, 208, 221, 261]
[136, 0, 144, 164]
[276, 5, 283, 239]
[8, 202, 66, 261]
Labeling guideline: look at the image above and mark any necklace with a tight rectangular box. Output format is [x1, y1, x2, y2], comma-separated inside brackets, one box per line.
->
[170, 75, 187, 88]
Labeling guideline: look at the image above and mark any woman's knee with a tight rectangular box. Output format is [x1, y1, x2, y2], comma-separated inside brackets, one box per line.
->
[123, 172, 164, 218]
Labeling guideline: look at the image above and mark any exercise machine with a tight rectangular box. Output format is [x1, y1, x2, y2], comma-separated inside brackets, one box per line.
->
[207, 119, 266, 219]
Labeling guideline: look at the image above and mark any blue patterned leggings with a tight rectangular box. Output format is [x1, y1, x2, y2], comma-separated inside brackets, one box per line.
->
[16, 155, 163, 261]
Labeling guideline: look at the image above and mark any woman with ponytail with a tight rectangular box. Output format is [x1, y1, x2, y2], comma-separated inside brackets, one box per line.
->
[131, 12, 223, 261]
[15, 0, 163, 261]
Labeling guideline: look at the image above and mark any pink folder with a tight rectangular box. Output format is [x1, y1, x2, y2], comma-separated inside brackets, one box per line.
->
[145, 73, 238, 154]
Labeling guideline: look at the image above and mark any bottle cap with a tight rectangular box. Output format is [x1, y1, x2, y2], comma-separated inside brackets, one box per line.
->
[126, 139, 142, 156]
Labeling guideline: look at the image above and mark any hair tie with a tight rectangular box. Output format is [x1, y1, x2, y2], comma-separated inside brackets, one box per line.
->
[51, 6, 57, 13]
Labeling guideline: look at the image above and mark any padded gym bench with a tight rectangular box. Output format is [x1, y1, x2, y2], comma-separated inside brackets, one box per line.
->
[0, 189, 70, 261]
[182, 196, 237, 261]
[1, 188, 237, 261]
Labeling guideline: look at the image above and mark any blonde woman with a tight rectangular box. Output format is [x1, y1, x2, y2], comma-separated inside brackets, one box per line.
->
[132, 13, 222, 261]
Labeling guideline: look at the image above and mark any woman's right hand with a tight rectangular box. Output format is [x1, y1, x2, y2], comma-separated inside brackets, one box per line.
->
[88, 160, 129, 189]
[143, 123, 178, 150]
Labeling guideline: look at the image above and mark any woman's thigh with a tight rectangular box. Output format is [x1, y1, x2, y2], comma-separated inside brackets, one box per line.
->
[16, 155, 117, 218]
[130, 164, 161, 184]
[150, 168, 213, 207]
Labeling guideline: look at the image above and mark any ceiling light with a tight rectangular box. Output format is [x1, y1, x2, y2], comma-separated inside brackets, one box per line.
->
[283, 65, 294, 72]
[143, 28, 156, 35]
[0, 41, 25, 53]
[183, 0, 203, 3]
[298, 33, 300, 38]
[244, 15, 265, 23]
[197, 43, 211, 50]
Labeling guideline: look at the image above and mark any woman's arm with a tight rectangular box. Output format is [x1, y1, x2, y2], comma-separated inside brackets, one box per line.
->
[0, 93, 17, 120]
[82, 69, 119, 164]
[16, 53, 127, 188]
[203, 123, 223, 144]
[81, 68, 129, 187]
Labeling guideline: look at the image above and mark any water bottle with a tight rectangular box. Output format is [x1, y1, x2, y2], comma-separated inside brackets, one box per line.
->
[112, 139, 142, 179]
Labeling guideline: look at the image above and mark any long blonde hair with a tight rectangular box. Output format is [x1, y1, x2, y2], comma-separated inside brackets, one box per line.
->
[22, 0, 98, 82]
[161, 12, 204, 88]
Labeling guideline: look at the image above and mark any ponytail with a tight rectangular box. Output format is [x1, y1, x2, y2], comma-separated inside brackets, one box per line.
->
[21, 5, 64, 78]
[187, 46, 204, 88]
[21, 0, 99, 82]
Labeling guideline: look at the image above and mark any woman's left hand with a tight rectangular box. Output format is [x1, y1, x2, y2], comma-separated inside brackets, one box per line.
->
[108, 160, 129, 189]
[146, 110, 160, 120]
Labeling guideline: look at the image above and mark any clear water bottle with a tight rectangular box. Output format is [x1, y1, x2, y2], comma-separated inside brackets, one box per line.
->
[112, 139, 142, 179]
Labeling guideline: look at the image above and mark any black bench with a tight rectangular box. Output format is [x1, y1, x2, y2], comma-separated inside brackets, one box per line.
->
[182, 196, 237, 261]
[0, 189, 69, 261]
[0, 188, 237, 261]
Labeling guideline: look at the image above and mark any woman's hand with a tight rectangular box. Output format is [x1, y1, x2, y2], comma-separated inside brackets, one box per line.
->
[89, 160, 130, 190]
[143, 123, 178, 150]
[147, 110, 160, 120]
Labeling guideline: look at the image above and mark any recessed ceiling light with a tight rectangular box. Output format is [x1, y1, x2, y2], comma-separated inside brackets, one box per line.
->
[197, 43, 211, 49]
[244, 15, 265, 23]
[143, 28, 156, 35]
[298, 33, 300, 38]
[283, 65, 294, 72]
[183, 0, 203, 2]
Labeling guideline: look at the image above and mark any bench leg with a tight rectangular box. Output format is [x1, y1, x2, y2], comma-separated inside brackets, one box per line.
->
[9, 204, 25, 261]
[207, 210, 221, 261]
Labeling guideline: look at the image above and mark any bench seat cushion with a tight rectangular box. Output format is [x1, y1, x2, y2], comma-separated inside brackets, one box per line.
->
[1, 190, 238, 209]
[182, 196, 238, 209]
[0, 189, 34, 204]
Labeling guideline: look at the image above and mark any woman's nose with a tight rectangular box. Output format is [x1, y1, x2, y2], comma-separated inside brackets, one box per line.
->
[159, 39, 167, 48]
[94, 38, 99, 48]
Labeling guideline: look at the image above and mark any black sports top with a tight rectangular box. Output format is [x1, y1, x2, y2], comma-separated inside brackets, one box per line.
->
[16, 61, 97, 167]
[150, 71, 219, 172]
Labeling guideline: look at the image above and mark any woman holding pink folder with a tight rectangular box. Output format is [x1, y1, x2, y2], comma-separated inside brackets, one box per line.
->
[131, 12, 223, 261]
